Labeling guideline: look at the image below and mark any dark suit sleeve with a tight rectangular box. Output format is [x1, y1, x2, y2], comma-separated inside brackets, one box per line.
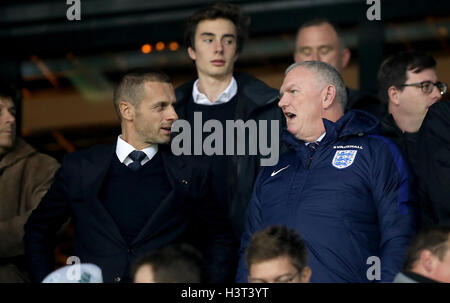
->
[193, 165, 238, 283]
[24, 155, 73, 283]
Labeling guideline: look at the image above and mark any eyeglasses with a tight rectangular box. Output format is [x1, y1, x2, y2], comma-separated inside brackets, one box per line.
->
[398, 81, 447, 95]
[248, 270, 301, 283]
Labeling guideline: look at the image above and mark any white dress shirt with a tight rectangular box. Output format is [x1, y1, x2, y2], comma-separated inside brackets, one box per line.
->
[115, 136, 158, 166]
[192, 77, 238, 105]
[305, 132, 326, 146]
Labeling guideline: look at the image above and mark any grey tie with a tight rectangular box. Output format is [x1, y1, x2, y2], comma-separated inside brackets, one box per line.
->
[128, 150, 146, 171]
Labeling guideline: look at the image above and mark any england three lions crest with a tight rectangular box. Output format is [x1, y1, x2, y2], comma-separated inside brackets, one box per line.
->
[332, 150, 358, 169]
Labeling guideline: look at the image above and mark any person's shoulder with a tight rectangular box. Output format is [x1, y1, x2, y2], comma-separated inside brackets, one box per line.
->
[428, 100, 450, 117]
[421, 101, 450, 136]
[14, 138, 58, 167]
[28, 151, 59, 169]
[234, 72, 278, 101]
[346, 88, 386, 120]
[235, 72, 277, 92]
[11, 139, 60, 180]
[63, 143, 114, 164]
[336, 111, 401, 162]
[393, 272, 417, 283]
[336, 109, 380, 141]
[175, 79, 195, 101]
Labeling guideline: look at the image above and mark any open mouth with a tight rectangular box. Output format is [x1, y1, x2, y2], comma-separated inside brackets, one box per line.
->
[284, 112, 296, 120]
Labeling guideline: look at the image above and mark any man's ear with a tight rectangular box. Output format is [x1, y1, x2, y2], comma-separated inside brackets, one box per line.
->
[419, 250, 437, 274]
[388, 86, 401, 106]
[188, 47, 197, 61]
[322, 85, 337, 110]
[119, 101, 135, 121]
[341, 48, 351, 69]
[300, 266, 312, 283]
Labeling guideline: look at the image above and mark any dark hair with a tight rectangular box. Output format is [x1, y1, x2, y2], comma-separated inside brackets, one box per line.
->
[0, 82, 21, 106]
[131, 244, 209, 283]
[246, 225, 308, 273]
[296, 18, 347, 49]
[113, 70, 171, 119]
[184, 2, 250, 54]
[377, 51, 437, 103]
[403, 225, 450, 272]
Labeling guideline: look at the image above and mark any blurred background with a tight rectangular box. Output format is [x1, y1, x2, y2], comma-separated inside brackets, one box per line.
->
[1, 0, 450, 161]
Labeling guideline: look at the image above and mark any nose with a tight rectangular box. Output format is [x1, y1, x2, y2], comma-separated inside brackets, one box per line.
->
[278, 94, 287, 109]
[430, 85, 442, 103]
[311, 50, 320, 61]
[166, 105, 178, 121]
[5, 109, 15, 124]
[215, 40, 224, 53]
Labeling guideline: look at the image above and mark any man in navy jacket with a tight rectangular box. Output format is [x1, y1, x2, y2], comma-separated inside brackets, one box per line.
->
[24, 71, 235, 283]
[236, 61, 418, 283]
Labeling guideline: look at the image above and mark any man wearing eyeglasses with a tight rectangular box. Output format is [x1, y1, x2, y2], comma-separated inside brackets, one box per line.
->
[377, 51, 445, 178]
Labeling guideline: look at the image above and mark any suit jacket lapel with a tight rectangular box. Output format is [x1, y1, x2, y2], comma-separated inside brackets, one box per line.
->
[81, 144, 127, 246]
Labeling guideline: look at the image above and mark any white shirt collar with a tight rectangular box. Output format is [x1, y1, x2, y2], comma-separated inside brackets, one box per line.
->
[192, 77, 237, 106]
[116, 135, 158, 166]
[305, 132, 326, 145]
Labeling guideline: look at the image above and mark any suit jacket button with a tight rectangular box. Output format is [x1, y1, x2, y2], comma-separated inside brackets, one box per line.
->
[114, 277, 121, 283]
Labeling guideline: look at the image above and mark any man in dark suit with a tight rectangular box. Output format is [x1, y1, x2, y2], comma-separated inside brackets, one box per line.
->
[24, 71, 235, 283]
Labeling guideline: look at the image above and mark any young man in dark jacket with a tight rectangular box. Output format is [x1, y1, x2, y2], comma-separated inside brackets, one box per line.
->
[377, 51, 446, 228]
[237, 61, 418, 283]
[174, 2, 284, 241]
[378, 51, 445, 176]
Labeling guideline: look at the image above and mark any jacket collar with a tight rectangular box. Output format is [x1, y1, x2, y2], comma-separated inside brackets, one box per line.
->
[79, 143, 188, 247]
[282, 109, 380, 150]
[0, 137, 36, 170]
[403, 271, 438, 283]
[175, 72, 279, 119]
[381, 113, 403, 137]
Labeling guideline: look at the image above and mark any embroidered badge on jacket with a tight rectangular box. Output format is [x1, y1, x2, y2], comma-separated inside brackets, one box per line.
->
[332, 150, 358, 169]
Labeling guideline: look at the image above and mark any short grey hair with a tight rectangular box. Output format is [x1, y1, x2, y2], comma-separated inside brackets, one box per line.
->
[285, 61, 347, 111]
